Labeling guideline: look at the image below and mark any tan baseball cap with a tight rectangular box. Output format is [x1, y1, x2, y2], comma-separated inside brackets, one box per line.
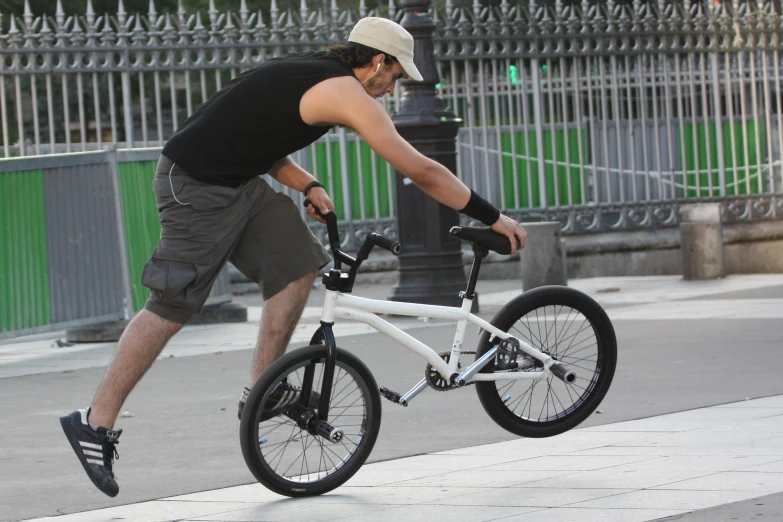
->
[348, 17, 423, 82]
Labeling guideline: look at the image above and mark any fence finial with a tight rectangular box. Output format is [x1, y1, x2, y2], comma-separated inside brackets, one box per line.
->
[55, 0, 65, 25]
[72, 12, 83, 33]
[359, 0, 367, 18]
[178, 0, 188, 29]
[301, 0, 310, 21]
[9, 14, 19, 35]
[133, 12, 144, 34]
[331, 0, 339, 20]
[23, 0, 32, 23]
[86, 0, 96, 25]
[241, 0, 250, 23]
[41, 12, 51, 34]
[101, 7, 113, 35]
[149, 0, 158, 21]
[209, 0, 218, 28]
[117, 0, 127, 26]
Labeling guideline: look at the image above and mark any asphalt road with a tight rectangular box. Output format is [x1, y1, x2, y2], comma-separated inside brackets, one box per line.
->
[2, 283, 783, 521]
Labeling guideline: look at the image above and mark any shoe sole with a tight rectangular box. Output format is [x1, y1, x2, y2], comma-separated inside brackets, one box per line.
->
[59, 416, 119, 498]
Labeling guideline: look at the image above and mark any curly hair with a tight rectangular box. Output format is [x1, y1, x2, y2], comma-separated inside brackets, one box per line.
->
[327, 42, 399, 69]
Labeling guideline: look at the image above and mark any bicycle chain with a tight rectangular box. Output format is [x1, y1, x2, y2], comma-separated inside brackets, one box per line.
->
[425, 350, 477, 391]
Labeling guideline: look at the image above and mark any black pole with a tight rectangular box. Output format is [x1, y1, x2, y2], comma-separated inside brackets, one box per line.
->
[389, 1, 469, 307]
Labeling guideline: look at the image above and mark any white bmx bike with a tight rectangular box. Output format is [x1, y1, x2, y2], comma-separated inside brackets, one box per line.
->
[240, 205, 617, 497]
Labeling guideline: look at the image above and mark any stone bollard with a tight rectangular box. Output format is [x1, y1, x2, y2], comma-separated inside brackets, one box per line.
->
[519, 221, 568, 291]
[679, 203, 725, 280]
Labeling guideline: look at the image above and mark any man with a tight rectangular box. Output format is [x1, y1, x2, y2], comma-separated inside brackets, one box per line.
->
[60, 17, 527, 497]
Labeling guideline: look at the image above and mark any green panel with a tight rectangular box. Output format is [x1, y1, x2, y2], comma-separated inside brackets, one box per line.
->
[0, 170, 50, 332]
[681, 121, 766, 198]
[542, 128, 585, 207]
[312, 139, 395, 221]
[502, 129, 585, 209]
[312, 141, 346, 221]
[347, 141, 362, 220]
[118, 160, 160, 311]
[359, 141, 393, 218]
[513, 131, 542, 208]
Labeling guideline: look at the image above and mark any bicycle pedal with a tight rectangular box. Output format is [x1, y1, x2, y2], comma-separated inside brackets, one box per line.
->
[379, 386, 407, 407]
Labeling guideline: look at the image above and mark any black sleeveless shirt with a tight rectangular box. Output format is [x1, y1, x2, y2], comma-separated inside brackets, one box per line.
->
[162, 52, 356, 187]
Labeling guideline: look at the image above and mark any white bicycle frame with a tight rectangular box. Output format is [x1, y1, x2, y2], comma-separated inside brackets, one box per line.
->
[320, 289, 563, 406]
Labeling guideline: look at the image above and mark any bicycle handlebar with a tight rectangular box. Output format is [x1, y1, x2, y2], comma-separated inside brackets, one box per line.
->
[367, 233, 402, 256]
[303, 199, 402, 260]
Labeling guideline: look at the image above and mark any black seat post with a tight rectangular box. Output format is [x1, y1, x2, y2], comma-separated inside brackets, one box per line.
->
[463, 243, 488, 300]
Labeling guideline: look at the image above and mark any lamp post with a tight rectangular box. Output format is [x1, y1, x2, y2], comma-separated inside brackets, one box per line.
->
[389, 0, 469, 307]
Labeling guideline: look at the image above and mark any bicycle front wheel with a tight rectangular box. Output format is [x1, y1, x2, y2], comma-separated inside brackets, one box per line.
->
[475, 286, 617, 438]
[240, 344, 382, 497]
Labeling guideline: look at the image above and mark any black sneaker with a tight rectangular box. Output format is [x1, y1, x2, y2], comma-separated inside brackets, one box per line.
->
[238, 380, 321, 422]
[60, 408, 121, 497]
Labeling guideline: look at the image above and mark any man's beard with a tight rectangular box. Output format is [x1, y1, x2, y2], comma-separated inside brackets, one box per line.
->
[365, 76, 384, 97]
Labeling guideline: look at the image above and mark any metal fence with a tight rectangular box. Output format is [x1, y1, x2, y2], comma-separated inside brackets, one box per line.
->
[1, 0, 783, 237]
[0, 147, 232, 338]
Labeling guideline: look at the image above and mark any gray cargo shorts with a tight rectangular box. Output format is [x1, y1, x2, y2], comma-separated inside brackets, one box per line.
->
[141, 155, 332, 324]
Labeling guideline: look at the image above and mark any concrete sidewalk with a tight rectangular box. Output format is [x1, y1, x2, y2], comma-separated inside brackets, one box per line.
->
[4, 274, 783, 380]
[25, 394, 783, 522]
[6, 273, 783, 522]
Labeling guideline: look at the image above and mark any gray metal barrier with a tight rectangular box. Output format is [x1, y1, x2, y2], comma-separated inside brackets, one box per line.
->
[0, 148, 233, 339]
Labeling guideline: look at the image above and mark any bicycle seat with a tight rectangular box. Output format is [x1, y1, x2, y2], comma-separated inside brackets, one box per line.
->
[449, 226, 521, 255]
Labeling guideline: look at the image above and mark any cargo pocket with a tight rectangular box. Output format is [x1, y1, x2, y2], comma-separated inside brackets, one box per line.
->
[142, 235, 212, 305]
[141, 257, 200, 306]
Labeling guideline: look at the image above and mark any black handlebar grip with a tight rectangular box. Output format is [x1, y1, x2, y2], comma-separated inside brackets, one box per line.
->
[369, 233, 402, 256]
[304, 199, 339, 251]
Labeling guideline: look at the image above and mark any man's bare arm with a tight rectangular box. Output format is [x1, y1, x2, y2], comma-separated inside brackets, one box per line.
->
[300, 76, 527, 253]
[268, 156, 335, 220]
[268, 156, 316, 192]
[300, 77, 471, 210]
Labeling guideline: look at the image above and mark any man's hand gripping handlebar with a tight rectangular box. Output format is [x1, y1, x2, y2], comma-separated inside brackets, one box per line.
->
[304, 199, 401, 292]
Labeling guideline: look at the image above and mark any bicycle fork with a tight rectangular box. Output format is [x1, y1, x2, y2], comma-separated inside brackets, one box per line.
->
[288, 320, 344, 444]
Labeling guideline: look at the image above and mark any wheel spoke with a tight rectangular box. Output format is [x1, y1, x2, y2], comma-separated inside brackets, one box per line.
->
[250, 355, 374, 487]
[483, 292, 614, 426]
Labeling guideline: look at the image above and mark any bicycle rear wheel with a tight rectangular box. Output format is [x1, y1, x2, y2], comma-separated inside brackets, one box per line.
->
[240, 344, 382, 496]
[475, 286, 616, 438]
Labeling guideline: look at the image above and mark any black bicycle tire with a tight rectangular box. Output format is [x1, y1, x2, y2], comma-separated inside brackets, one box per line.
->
[475, 285, 617, 438]
[240, 344, 382, 496]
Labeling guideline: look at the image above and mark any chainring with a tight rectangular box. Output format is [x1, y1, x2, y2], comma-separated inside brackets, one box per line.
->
[425, 350, 475, 391]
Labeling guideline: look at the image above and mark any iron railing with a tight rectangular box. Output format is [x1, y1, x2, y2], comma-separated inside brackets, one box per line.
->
[1, 0, 782, 238]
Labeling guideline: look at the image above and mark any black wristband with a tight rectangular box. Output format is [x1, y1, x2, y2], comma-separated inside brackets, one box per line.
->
[460, 189, 501, 226]
[303, 180, 324, 197]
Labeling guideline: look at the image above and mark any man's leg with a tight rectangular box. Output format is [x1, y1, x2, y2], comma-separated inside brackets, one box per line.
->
[59, 309, 183, 497]
[88, 310, 184, 429]
[250, 269, 317, 385]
